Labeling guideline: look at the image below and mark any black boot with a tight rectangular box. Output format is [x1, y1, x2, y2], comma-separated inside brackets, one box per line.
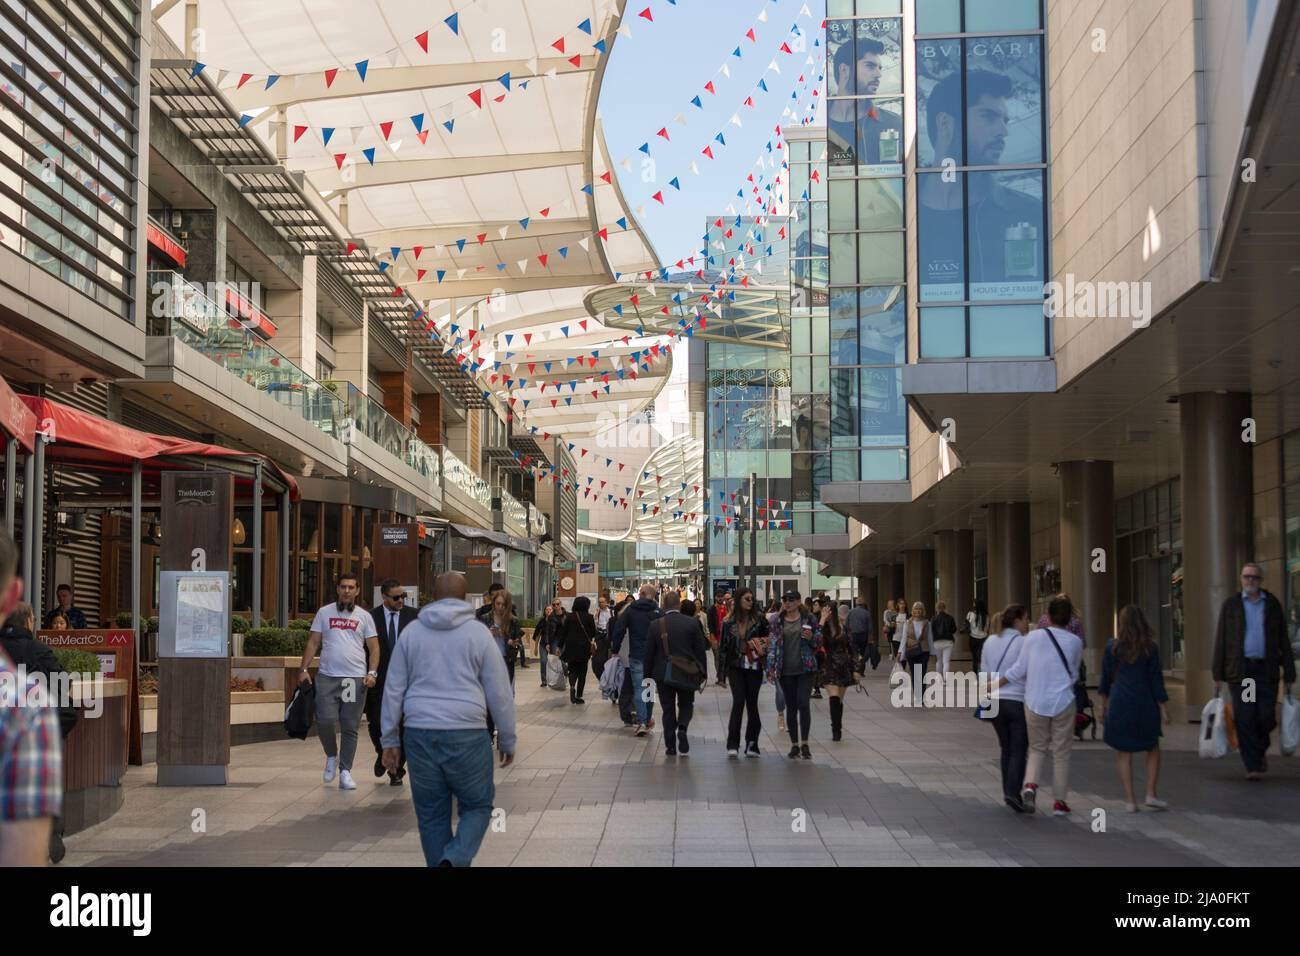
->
[829, 697, 843, 741]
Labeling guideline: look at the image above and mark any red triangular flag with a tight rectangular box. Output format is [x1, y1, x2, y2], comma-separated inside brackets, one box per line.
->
[237, 73, 253, 89]
[334, 153, 347, 169]
[468, 88, 483, 108]
[538, 254, 548, 267]
[293, 125, 308, 143]
[600, 171, 612, 184]
[638, 7, 652, 21]
[657, 127, 669, 141]
[415, 30, 429, 53]
[325, 68, 339, 88]
[552, 37, 565, 53]
[652, 191, 664, 204]
[705, 80, 715, 95]
[413, 246, 423, 259]
[380, 121, 393, 140]
[417, 130, 429, 144]
[568, 54, 582, 67]
[703, 145, 714, 159]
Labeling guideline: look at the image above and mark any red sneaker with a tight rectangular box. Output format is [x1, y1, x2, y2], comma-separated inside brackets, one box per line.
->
[1053, 800, 1071, 817]
[1020, 783, 1038, 813]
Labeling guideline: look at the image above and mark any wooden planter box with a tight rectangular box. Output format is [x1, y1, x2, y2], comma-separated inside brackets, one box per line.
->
[63, 678, 130, 835]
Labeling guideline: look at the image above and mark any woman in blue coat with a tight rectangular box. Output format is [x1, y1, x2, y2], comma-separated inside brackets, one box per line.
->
[1098, 605, 1171, 812]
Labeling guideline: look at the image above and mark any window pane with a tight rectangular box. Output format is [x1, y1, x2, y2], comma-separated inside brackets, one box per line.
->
[812, 314, 830, 354]
[792, 316, 811, 354]
[827, 0, 853, 18]
[967, 170, 1044, 300]
[830, 296, 857, 365]
[917, 0, 961, 33]
[829, 179, 857, 231]
[918, 172, 964, 301]
[857, 178, 904, 230]
[815, 509, 848, 533]
[861, 368, 906, 445]
[829, 99, 904, 173]
[830, 234, 857, 285]
[916, 40, 962, 167]
[859, 285, 906, 364]
[965, 36, 1044, 165]
[965, 0, 1041, 32]
[792, 357, 811, 393]
[861, 448, 908, 480]
[969, 304, 1045, 357]
[921, 307, 966, 358]
[830, 369, 859, 448]
[858, 232, 904, 284]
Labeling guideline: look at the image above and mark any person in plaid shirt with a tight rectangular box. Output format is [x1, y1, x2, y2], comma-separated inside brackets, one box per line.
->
[0, 528, 62, 866]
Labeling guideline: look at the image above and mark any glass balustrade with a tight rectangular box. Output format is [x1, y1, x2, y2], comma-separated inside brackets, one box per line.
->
[342, 383, 441, 481]
[441, 446, 493, 511]
[500, 489, 528, 533]
[148, 270, 348, 440]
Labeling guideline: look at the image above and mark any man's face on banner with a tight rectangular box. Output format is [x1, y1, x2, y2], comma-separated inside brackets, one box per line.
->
[968, 92, 1010, 165]
[857, 51, 883, 94]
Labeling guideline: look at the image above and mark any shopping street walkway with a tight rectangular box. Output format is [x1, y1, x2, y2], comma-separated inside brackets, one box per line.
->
[63, 660, 1300, 867]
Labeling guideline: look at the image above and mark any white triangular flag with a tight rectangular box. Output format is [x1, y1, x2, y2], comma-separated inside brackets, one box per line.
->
[618, 24, 632, 39]
[636, 205, 646, 216]
[768, 60, 779, 73]
[620, 158, 632, 171]
[526, 56, 538, 74]
[673, 112, 686, 127]
[498, 226, 509, 240]
[517, 259, 528, 273]
[689, 160, 700, 175]
[645, 284, 656, 296]
[390, 139, 402, 152]
[388, 47, 401, 67]
[350, 125, 364, 143]
[721, 64, 730, 79]
[800, 3, 811, 16]
[578, 236, 590, 251]
[457, 268, 467, 280]
[730, 113, 742, 127]
[545, 67, 558, 79]
[217, 69, 230, 86]
[758, 9, 768, 21]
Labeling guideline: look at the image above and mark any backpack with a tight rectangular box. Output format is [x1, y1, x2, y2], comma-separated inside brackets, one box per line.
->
[284, 679, 316, 740]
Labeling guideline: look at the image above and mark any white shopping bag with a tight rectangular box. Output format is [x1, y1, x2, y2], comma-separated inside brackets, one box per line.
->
[1281, 693, 1299, 757]
[1199, 695, 1229, 759]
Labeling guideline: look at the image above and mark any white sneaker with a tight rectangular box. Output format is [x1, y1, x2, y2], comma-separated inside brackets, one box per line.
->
[1143, 796, 1168, 811]
[339, 769, 356, 790]
[323, 757, 337, 783]
[727, 748, 739, 758]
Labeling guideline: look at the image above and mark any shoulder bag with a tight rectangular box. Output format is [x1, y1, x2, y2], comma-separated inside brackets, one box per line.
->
[659, 618, 705, 691]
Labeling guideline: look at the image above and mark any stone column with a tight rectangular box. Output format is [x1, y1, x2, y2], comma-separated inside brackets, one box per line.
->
[903, 548, 936, 615]
[178, 209, 226, 286]
[265, 254, 317, 374]
[1059, 460, 1115, 677]
[1180, 391, 1253, 719]
[987, 502, 1030, 613]
[334, 301, 370, 396]
[936, 529, 974, 660]
[876, 563, 893, 633]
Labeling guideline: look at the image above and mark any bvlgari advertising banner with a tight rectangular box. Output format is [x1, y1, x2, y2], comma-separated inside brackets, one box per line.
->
[827, 18, 903, 175]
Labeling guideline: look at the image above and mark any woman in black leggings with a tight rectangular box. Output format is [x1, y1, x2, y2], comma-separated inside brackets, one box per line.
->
[559, 596, 595, 703]
[766, 590, 821, 759]
[720, 587, 769, 757]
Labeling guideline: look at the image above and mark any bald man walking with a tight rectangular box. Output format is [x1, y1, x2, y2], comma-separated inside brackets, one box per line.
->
[382, 572, 515, 867]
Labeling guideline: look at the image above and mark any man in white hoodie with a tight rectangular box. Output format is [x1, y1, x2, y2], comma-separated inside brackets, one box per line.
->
[381, 572, 515, 867]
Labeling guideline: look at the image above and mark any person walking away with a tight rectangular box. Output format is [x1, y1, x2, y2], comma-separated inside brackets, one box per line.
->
[720, 587, 770, 757]
[846, 596, 874, 673]
[816, 597, 856, 741]
[966, 599, 989, 673]
[1, 602, 77, 861]
[0, 529, 64, 866]
[901, 602, 933, 706]
[708, 592, 729, 687]
[997, 595, 1084, 815]
[981, 604, 1030, 812]
[381, 572, 515, 866]
[1099, 605, 1171, 811]
[536, 604, 555, 687]
[560, 596, 596, 703]
[613, 597, 636, 723]
[368, 579, 417, 785]
[644, 592, 709, 756]
[610, 584, 662, 736]
[767, 591, 821, 759]
[593, 595, 614, 679]
[685, 599, 711, 683]
[299, 572, 380, 791]
[1211, 563, 1295, 780]
[931, 601, 958, 674]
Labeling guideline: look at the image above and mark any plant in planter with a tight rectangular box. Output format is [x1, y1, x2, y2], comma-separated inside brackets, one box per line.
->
[53, 649, 101, 676]
[229, 676, 265, 692]
[231, 616, 251, 634]
[243, 627, 309, 657]
[114, 611, 134, 629]
[140, 673, 159, 695]
[288, 618, 312, 631]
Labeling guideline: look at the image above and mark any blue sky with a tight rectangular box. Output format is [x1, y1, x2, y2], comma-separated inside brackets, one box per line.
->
[599, 0, 824, 267]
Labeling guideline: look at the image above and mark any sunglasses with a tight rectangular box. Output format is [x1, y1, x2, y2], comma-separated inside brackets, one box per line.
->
[386, 593, 406, 601]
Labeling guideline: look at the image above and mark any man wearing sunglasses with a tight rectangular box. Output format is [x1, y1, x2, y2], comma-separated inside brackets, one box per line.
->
[368, 578, 418, 784]
[1213, 563, 1296, 780]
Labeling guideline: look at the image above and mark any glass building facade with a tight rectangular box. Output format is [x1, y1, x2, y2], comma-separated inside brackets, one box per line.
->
[914, 0, 1049, 358]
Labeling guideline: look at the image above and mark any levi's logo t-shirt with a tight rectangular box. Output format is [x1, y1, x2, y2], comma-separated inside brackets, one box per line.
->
[311, 604, 378, 678]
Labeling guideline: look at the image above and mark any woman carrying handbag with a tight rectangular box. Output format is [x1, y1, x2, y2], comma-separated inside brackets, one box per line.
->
[560, 596, 596, 704]
[901, 602, 933, 706]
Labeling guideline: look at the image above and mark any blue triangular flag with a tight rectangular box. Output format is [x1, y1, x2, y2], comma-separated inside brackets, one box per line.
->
[322, 127, 335, 146]
[593, 39, 607, 54]
[444, 12, 459, 34]
[390, 246, 400, 260]
[498, 72, 511, 90]
[669, 177, 680, 190]
[191, 62, 206, 77]
[363, 147, 376, 165]
[558, 247, 568, 258]
[436, 270, 446, 283]
[265, 75, 280, 90]
[691, 95, 702, 109]
[239, 113, 253, 127]
[456, 238, 466, 253]
[638, 143, 650, 154]
[355, 59, 368, 82]
[443, 119, 455, 133]
[411, 113, 424, 132]
[578, 17, 592, 34]
[519, 217, 530, 230]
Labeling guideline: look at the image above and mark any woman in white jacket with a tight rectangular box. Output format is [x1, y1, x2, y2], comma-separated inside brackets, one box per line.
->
[980, 604, 1030, 812]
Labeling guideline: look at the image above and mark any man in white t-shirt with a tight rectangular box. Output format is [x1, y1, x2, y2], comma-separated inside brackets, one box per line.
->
[997, 596, 1083, 816]
[299, 572, 380, 790]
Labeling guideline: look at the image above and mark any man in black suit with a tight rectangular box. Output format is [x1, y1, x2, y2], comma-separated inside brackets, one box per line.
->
[642, 591, 709, 756]
[369, 578, 418, 784]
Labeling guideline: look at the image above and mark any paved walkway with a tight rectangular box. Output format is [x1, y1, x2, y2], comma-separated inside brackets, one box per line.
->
[64, 659, 1300, 867]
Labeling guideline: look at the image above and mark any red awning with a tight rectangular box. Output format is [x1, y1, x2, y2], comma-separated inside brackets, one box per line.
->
[0, 374, 39, 452]
[19, 395, 300, 500]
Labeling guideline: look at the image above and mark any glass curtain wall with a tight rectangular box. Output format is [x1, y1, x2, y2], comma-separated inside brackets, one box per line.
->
[915, 0, 1048, 358]
[825, 3, 908, 484]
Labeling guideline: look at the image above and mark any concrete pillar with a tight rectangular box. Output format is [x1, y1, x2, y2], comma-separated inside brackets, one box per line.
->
[903, 548, 936, 615]
[178, 209, 225, 286]
[1059, 460, 1115, 677]
[875, 563, 893, 628]
[1180, 392, 1253, 719]
[265, 255, 317, 374]
[334, 301, 369, 396]
[936, 529, 974, 660]
[859, 575, 876, 612]
[987, 502, 1030, 612]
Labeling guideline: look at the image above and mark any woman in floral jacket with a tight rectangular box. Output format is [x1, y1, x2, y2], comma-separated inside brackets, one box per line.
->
[766, 591, 822, 760]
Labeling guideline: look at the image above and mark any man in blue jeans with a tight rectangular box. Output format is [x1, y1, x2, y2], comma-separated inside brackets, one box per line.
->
[382, 572, 516, 867]
[611, 584, 661, 736]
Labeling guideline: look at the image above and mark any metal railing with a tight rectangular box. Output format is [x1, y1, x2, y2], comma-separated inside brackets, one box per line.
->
[498, 489, 528, 536]
[148, 270, 348, 440]
[441, 446, 493, 511]
[342, 383, 441, 481]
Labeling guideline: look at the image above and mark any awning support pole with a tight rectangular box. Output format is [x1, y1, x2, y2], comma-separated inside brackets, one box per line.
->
[132, 459, 142, 646]
[21, 452, 33, 593]
[252, 460, 262, 629]
[31, 435, 46, 626]
[4, 438, 15, 536]
[279, 492, 291, 626]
